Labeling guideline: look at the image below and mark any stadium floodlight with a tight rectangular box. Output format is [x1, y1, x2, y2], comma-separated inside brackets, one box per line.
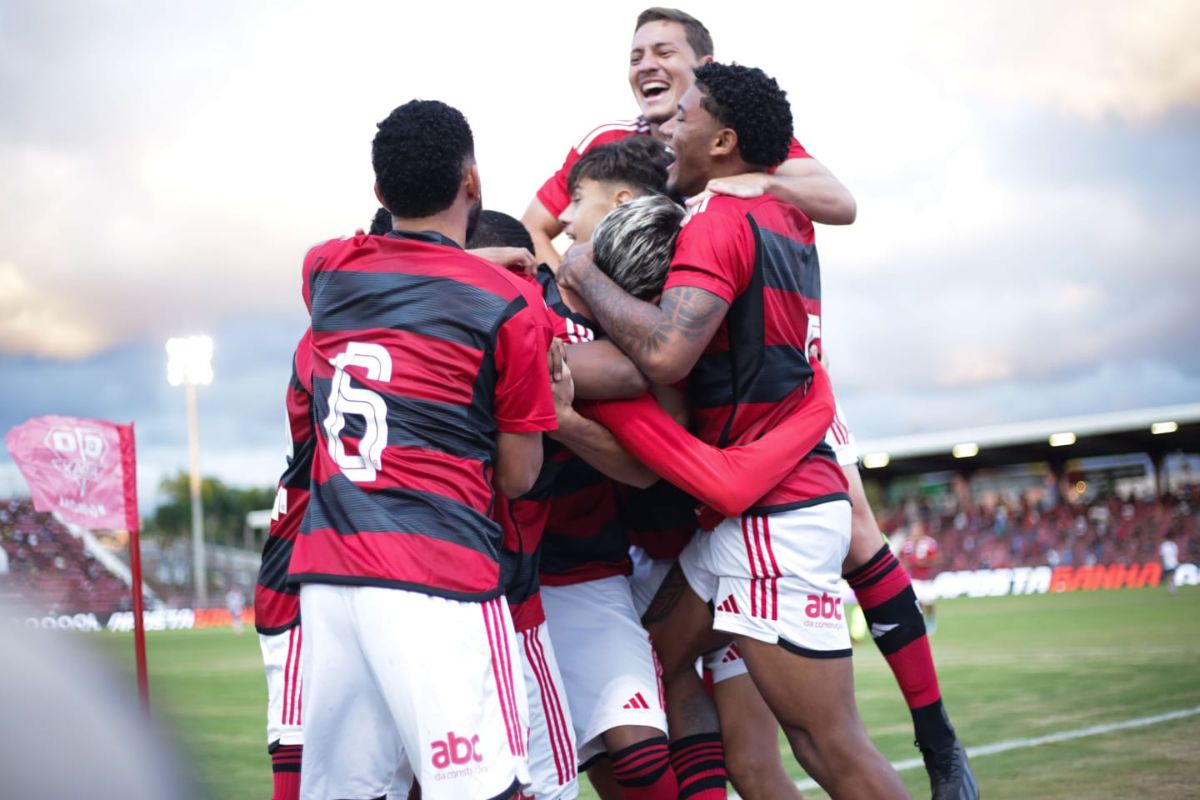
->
[952, 442, 980, 459]
[862, 452, 890, 469]
[1151, 421, 1179, 435]
[1049, 432, 1077, 447]
[166, 335, 214, 609]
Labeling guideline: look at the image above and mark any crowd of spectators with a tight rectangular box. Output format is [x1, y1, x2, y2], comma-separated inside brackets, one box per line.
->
[2, 478, 1197, 615]
[0, 499, 130, 614]
[876, 480, 1199, 573]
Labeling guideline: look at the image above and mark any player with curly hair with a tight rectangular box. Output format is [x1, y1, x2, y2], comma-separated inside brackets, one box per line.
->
[558, 62, 910, 800]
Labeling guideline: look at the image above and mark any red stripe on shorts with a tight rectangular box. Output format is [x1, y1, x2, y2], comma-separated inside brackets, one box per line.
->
[741, 517, 759, 618]
[483, 599, 519, 756]
[524, 628, 570, 783]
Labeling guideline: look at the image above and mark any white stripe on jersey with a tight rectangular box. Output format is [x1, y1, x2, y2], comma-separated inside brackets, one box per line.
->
[574, 119, 645, 152]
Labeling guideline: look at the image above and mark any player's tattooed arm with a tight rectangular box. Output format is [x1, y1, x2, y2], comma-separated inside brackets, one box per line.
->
[558, 245, 728, 385]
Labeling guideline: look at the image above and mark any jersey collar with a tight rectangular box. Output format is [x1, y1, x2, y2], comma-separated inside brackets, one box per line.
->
[386, 229, 463, 250]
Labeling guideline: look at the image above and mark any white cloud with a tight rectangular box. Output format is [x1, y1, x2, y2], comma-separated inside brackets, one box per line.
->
[0, 265, 111, 358]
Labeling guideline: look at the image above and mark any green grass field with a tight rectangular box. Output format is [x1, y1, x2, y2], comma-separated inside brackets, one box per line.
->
[95, 587, 1200, 799]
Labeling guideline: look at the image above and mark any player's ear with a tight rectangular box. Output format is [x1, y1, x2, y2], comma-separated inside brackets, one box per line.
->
[463, 161, 482, 202]
[373, 182, 388, 211]
[613, 187, 634, 207]
[711, 127, 737, 158]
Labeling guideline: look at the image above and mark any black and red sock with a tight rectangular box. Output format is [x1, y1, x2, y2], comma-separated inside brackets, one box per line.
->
[669, 732, 727, 799]
[269, 743, 302, 800]
[846, 544, 955, 751]
[610, 736, 678, 799]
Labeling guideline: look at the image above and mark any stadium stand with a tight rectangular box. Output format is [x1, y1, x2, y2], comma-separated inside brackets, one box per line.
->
[0, 499, 131, 614]
[876, 488, 1198, 572]
[860, 403, 1200, 573]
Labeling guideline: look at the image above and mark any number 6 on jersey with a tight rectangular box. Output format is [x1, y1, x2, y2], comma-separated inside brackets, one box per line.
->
[321, 342, 391, 482]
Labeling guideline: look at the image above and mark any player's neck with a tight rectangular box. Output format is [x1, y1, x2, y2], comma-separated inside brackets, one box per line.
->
[391, 211, 468, 248]
[702, 156, 759, 185]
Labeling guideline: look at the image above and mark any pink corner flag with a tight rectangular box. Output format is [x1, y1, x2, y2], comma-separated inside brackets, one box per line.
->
[4, 415, 139, 532]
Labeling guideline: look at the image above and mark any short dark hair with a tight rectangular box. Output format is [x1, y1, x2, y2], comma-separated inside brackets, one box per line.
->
[466, 210, 535, 252]
[694, 63, 793, 168]
[372, 100, 474, 218]
[635, 7, 713, 59]
[367, 207, 392, 236]
[593, 195, 684, 301]
[567, 136, 671, 197]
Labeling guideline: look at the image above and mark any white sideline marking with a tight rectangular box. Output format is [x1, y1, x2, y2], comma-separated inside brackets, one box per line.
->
[748, 705, 1200, 795]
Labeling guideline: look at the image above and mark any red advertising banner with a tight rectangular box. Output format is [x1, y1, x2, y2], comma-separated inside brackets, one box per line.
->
[4, 415, 138, 533]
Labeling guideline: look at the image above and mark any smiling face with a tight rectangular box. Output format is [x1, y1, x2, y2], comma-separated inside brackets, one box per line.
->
[661, 84, 721, 197]
[628, 20, 708, 126]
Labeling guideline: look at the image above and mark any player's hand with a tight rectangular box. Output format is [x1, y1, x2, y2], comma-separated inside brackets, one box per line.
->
[690, 173, 772, 205]
[547, 338, 566, 382]
[551, 359, 575, 416]
[470, 246, 538, 276]
[555, 241, 595, 291]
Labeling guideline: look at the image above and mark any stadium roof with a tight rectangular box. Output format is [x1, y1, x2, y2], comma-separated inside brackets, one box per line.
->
[855, 402, 1200, 479]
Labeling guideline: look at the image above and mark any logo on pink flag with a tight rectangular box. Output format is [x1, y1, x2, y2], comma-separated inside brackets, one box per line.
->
[4, 415, 138, 531]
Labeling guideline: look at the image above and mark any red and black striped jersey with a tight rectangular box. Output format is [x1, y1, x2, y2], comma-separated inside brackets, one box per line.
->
[665, 194, 847, 512]
[535, 117, 811, 219]
[289, 231, 556, 600]
[527, 268, 631, 587]
[254, 331, 314, 635]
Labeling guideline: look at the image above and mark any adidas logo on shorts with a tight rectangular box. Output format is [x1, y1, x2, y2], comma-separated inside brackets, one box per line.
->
[716, 594, 739, 614]
[622, 692, 651, 710]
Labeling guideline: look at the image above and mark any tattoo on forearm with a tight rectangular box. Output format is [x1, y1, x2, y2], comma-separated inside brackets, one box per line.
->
[577, 267, 726, 367]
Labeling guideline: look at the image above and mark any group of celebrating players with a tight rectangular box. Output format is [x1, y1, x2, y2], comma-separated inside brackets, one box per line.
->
[251, 8, 979, 800]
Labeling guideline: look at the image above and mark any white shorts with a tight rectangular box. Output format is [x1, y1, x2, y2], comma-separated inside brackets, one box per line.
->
[299, 585, 529, 800]
[826, 401, 860, 467]
[678, 501, 853, 657]
[260, 626, 304, 747]
[541, 576, 668, 766]
[628, 550, 744, 687]
[518, 622, 579, 799]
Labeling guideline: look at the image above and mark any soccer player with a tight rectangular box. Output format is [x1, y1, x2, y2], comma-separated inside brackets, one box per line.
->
[521, 7, 855, 269]
[900, 521, 941, 633]
[1161, 529, 1179, 595]
[539, 11, 976, 796]
[254, 331, 313, 800]
[468, 210, 581, 800]
[557, 63, 909, 799]
[289, 100, 558, 800]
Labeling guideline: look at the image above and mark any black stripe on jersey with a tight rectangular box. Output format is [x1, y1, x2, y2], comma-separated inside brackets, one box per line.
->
[688, 344, 814, 409]
[257, 534, 297, 596]
[501, 546, 541, 606]
[279, 437, 316, 491]
[536, 265, 599, 331]
[308, 269, 512, 350]
[540, 519, 630, 575]
[306, 472, 500, 555]
[757, 226, 821, 300]
[312, 376, 495, 464]
[539, 454, 607, 498]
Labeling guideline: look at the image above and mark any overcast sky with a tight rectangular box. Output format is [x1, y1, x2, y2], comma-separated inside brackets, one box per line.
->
[1, 0, 1198, 511]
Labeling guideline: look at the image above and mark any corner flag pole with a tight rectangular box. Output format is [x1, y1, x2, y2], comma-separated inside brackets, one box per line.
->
[119, 423, 150, 716]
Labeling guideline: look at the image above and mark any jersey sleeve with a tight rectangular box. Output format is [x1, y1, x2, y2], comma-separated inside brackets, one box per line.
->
[577, 360, 835, 517]
[534, 125, 643, 219]
[663, 200, 754, 304]
[535, 146, 578, 221]
[786, 136, 811, 160]
[493, 289, 557, 433]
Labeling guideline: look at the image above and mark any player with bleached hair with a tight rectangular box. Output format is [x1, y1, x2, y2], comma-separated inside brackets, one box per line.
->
[592, 195, 685, 301]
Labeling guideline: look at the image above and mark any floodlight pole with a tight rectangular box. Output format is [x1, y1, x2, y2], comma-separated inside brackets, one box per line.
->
[185, 382, 207, 608]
